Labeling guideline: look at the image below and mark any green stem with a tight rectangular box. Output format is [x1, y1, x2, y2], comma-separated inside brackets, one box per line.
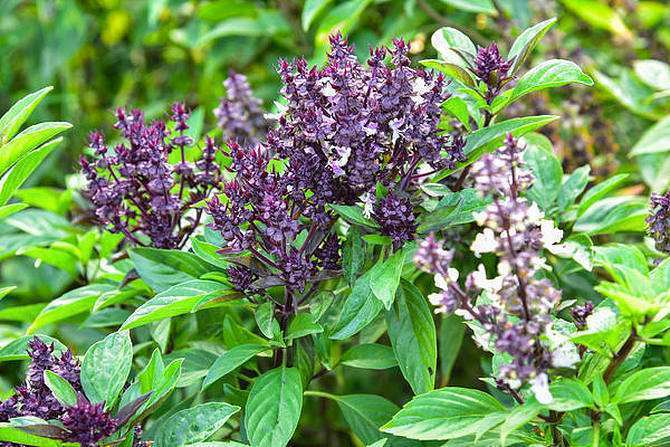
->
[304, 390, 333, 399]
[592, 419, 600, 447]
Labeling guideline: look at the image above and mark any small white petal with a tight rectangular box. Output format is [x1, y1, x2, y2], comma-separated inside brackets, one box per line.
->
[471, 228, 498, 255]
[447, 268, 460, 282]
[321, 83, 337, 97]
[434, 274, 450, 291]
[540, 219, 563, 246]
[531, 374, 553, 405]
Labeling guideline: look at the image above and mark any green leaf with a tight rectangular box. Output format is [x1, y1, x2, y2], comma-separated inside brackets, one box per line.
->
[191, 237, 231, 270]
[499, 399, 543, 445]
[333, 394, 415, 446]
[386, 280, 437, 395]
[0, 424, 64, 447]
[330, 271, 384, 340]
[0, 286, 16, 301]
[0, 122, 71, 177]
[592, 374, 609, 408]
[546, 379, 594, 411]
[430, 27, 477, 67]
[328, 204, 379, 229]
[381, 387, 506, 440]
[82, 308, 131, 328]
[561, 0, 631, 36]
[81, 331, 133, 409]
[244, 367, 303, 447]
[418, 189, 488, 233]
[594, 70, 660, 119]
[302, 0, 332, 30]
[441, 96, 472, 130]
[493, 59, 593, 112]
[255, 302, 278, 339]
[433, 115, 560, 181]
[121, 280, 230, 330]
[370, 249, 406, 310]
[314, 0, 373, 53]
[633, 59, 670, 91]
[577, 174, 628, 215]
[630, 116, 670, 156]
[507, 18, 557, 73]
[202, 344, 268, 390]
[627, 413, 670, 447]
[0, 335, 65, 363]
[287, 313, 323, 340]
[341, 343, 398, 370]
[440, 0, 496, 14]
[524, 137, 563, 210]
[419, 59, 475, 87]
[574, 196, 647, 235]
[439, 314, 465, 384]
[129, 248, 216, 293]
[559, 165, 590, 211]
[43, 371, 77, 407]
[0, 137, 62, 206]
[0, 86, 53, 144]
[27, 284, 115, 334]
[613, 367, 670, 404]
[343, 226, 365, 285]
[0, 203, 28, 219]
[155, 402, 240, 447]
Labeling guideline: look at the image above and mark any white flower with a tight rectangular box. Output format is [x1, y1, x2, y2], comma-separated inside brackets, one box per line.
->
[472, 264, 503, 292]
[321, 82, 337, 97]
[531, 373, 553, 405]
[473, 210, 488, 226]
[546, 329, 580, 369]
[471, 228, 498, 255]
[328, 146, 351, 177]
[359, 192, 374, 218]
[540, 219, 564, 247]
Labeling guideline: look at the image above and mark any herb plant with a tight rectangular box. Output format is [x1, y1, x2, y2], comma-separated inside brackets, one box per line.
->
[0, 4, 667, 447]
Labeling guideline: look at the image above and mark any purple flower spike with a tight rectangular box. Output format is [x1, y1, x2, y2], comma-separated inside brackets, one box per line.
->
[61, 394, 117, 447]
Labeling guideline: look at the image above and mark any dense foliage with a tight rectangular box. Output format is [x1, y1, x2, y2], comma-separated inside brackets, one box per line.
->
[1, 1, 670, 446]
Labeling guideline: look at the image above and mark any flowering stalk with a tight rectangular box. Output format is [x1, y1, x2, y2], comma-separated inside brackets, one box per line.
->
[416, 135, 575, 404]
[214, 70, 271, 146]
[80, 103, 222, 249]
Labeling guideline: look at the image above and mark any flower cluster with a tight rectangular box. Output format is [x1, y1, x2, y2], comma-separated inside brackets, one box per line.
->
[0, 338, 117, 447]
[472, 43, 513, 104]
[207, 34, 462, 297]
[416, 135, 574, 404]
[206, 140, 337, 295]
[214, 70, 271, 145]
[648, 191, 670, 254]
[267, 33, 465, 227]
[61, 395, 117, 447]
[80, 103, 221, 248]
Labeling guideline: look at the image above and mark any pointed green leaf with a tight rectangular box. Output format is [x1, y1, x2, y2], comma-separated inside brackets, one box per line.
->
[386, 280, 436, 395]
[122, 280, 230, 330]
[0, 122, 71, 176]
[202, 344, 269, 390]
[244, 367, 303, 447]
[0, 86, 53, 143]
[81, 331, 133, 409]
[155, 402, 240, 447]
[43, 371, 77, 407]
